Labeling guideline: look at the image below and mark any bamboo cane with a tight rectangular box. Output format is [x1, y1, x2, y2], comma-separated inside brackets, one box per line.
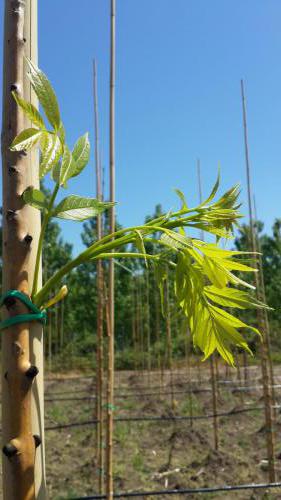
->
[138, 278, 146, 374]
[131, 277, 138, 373]
[60, 300, 64, 349]
[210, 356, 219, 450]
[1, 1, 45, 498]
[145, 270, 151, 387]
[185, 327, 193, 427]
[93, 58, 105, 494]
[241, 79, 275, 481]
[253, 196, 276, 419]
[165, 270, 175, 410]
[197, 159, 219, 450]
[106, 1, 116, 497]
[154, 275, 163, 394]
[48, 310, 52, 372]
[236, 350, 244, 405]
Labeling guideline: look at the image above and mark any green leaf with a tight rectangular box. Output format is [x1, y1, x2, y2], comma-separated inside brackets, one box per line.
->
[209, 304, 260, 336]
[191, 223, 232, 239]
[160, 230, 192, 252]
[59, 146, 77, 186]
[202, 256, 228, 288]
[58, 123, 66, 144]
[174, 188, 188, 209]
[198, 169, 220, 207]
[52, 195, 115, 221]
[52, 161, 61, 184]
[22, 187, 47, 210]
[134, 230, 147, 267]
[39, 132, 62, 179]
[10, 128, 42, 151]
[12, 91, 45, 129]
[204, 286, 262, 310]
[71, 133, 90, 177]
[26, 58, 61, 130]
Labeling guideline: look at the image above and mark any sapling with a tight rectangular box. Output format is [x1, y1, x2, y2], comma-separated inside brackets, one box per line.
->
[6, 60, 269, 493]
[8, 60, 269, 363]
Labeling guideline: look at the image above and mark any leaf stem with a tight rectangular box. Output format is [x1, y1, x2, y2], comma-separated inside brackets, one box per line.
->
[31, 183, 60, 297]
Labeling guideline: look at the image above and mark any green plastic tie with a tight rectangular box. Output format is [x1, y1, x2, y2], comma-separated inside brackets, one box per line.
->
[0, 290, 47, 331]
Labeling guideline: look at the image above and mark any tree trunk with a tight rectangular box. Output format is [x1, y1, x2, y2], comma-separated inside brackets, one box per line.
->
[1, 1, 45, 499]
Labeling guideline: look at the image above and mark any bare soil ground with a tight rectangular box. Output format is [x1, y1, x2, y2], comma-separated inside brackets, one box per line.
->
[2, 364, 281, 499]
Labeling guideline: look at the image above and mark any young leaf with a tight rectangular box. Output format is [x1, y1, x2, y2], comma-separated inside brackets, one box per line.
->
[174, 188, 188, 209]
[202, 256, 228, 288]
[41, 285, 68, 310]
[52, 195, 115, 221]
[134, 230, 147, 267]
[198, 169, 220, 208]
[204, 286, 263, 310]
[58, 122, 66, 144]
[59, 146, 77, 186]
[10, 128, 42, 151]
[12, 91, 45, 129]
[39, 132, 62, 179]
[22, 187, 47, 210]
[26, 58, 61, 130]
[71, 133, 90, 177]
[52, 160, 62, 185]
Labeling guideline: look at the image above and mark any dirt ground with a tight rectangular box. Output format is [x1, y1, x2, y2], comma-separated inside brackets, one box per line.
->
[1, 364, 281, 499]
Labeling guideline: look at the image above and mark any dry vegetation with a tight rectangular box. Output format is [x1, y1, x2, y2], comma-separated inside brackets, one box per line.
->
[1, 363, 279, 499]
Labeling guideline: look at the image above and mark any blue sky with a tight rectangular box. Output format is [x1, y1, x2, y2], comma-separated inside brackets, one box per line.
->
[1, 0, 280, 254]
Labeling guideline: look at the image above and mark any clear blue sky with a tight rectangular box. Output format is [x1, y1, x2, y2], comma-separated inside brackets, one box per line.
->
[1, 0, 280, 254]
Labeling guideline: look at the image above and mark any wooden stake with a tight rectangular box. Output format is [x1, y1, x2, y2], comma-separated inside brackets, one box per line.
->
[197, 159, 219, 450]
[165, 270, 175, 410]
[253, 196, 276, 418]
[154, 274, 163, 393]
[185, 327, 193, 427]
[210, 356, 219, 450]
[241, 79, 275, 481]
[93, 59, 104, 493]
[145, 270, 151, 387]
[48, 310, 52, 372]
[1, 1, 45, 498]
[106, 1, 116, 497]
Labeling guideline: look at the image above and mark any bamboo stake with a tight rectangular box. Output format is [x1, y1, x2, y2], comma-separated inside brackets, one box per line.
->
[106, 1, 116, 497]
[48, 310, 52, 372]
[93, 58, 105, 494]
[195, 159, 203, 386]
[241, 79, 275, 481]
[253, 196, 276, 418]
[1, 1, 45, 498]
[185, 327, 193, 427]
[145, 270, 151, 387]
[154, 275, 163, 393]
[197, 159, 218, 450]
[242, 350, 249, 386]
[60, 300, 64, 349]
[138, 280, 144, 374]
[165, 269, 175, 410]
[210, 356, 219, 450]
[236, 350, 244, 405]
[54, 303, 58, 357]
[131, 277, 138, 373]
